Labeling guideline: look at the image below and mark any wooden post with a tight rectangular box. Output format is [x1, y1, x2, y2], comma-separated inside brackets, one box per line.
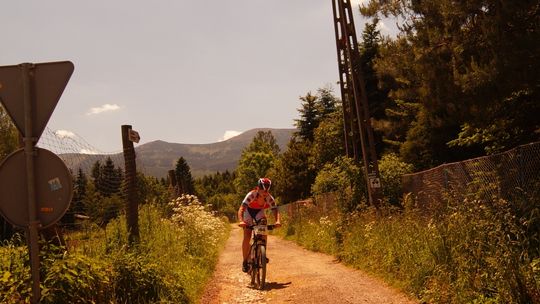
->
[121, 125, 139, 244]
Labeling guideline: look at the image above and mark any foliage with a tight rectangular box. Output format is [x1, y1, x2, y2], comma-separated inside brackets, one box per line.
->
[90, 158, 123, 197]
[0, 200, 228, 303]
[110, 250, 164, 304]
[194, 171, 239, 220]
[310, 110, 345, 170]
[311, 156, 366, 212]
[270, 136, 315, 204]
[175, 157, 195, 195]
[294, 92, 320, 142]
[361, 0, 540, 168]
[278, 188, 540, 303]
[378, 153, 414, 206]
[234, 131, 279, 195]
[168, 195, 227, 256]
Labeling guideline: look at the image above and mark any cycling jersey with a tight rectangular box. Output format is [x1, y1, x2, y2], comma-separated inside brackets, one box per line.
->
[241, 189, 276, 225]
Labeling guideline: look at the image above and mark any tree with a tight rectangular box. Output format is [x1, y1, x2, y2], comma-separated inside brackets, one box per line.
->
[234, 131, 279, 195]
[294, 92, 320, 142]
[245, 130, 280, 155]
[310, 110, 345, 170]
[271, 136, 315, 203]
[316, 86, 338, 119]
[72, 168, 88, 214]
[361, 0, 540, 168]
[175, 157, 195, 195]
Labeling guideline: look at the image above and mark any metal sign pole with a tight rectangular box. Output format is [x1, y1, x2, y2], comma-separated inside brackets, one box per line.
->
[21, 63, 41, 304]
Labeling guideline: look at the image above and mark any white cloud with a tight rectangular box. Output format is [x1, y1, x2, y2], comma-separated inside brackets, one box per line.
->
[86, 104, 121, 115]
[79, 149, 99, 155]
[377, 20, 390, 34]
[219, 130, 241, 142]
[55, 129, 76, 139]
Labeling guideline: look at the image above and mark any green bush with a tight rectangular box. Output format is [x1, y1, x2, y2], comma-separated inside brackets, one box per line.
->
[41, 248, 112, 304]
[378, 153, 414, 206]
[312, 156, 366, 212]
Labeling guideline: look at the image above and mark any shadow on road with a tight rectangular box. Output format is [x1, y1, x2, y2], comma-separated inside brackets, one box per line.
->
[263, 281, 292, 291]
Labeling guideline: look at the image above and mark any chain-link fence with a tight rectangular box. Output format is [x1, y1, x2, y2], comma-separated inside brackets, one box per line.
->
[402, 141, 540, 213]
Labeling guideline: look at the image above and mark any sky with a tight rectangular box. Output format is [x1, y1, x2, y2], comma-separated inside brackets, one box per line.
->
[1, 0, 396, 152]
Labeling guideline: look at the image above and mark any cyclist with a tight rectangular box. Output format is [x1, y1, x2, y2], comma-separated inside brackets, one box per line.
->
[238, 177, 281, 273]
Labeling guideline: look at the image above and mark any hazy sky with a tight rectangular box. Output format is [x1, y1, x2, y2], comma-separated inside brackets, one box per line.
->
[1, 0, 395, 152]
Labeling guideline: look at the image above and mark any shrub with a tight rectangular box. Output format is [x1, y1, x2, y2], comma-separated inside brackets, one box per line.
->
[378, 153, 414, 206]
[312, 156, 366, 212]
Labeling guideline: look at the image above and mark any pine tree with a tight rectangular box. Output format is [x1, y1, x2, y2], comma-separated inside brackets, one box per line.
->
[271, 136, 315, 203]
[175, 157, 195, 195]
[294, 92, 320, 142]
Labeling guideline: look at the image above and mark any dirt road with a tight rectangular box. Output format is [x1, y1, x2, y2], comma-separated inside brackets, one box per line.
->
[200, 225, 417, 304]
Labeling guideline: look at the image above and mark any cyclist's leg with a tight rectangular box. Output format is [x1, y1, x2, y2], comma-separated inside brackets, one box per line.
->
[242, 228, 251, 261]
[242, 212, 254, 272]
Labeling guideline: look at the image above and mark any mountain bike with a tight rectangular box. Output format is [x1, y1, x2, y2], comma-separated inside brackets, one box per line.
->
[247, 218, 275, 290]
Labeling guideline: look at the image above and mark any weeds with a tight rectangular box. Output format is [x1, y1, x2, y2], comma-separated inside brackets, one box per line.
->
[0, 195, 229, 303]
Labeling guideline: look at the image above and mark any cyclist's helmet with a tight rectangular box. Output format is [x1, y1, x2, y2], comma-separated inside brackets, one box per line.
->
[258, 177, 272, 191]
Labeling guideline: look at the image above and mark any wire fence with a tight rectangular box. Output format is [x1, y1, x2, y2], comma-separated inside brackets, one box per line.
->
[0, 127, 165, 243]
[402, 141, 540, 213]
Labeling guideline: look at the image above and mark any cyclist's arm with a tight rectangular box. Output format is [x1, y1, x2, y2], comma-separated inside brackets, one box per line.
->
[237, 204, 246, 224]
[269, 195, 281, 226]
[272, 207, 281, 226]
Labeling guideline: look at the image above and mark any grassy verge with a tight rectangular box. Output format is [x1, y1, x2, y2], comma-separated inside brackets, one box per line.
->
[276, 195, 540, 303]
[0, 195, 230, 304]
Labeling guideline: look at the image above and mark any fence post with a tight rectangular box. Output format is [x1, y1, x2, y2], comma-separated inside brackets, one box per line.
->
[121, 125, 139, 244]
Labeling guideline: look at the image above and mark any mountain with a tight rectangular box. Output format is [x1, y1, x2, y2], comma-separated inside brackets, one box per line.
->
[61, 128, 295, 178]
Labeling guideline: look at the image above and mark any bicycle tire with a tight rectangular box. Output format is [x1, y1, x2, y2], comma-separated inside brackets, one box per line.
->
[250, 245, 257, 286]
[259, 245, 267, 290]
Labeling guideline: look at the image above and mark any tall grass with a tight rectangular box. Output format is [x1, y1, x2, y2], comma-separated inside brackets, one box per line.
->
[0, 195, 230, 304]
[278, 193, 540, 303]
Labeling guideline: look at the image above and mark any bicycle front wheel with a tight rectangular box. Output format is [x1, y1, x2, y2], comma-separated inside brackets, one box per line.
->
[257, 245, 267, 290]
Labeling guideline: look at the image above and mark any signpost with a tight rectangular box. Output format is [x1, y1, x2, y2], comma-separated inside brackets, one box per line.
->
[0, 61, 74, 304]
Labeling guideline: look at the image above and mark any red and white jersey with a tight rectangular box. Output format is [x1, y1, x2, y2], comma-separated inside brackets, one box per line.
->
[242, 189, 276, 210]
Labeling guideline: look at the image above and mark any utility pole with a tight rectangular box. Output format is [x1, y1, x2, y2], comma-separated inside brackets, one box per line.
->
[331, 0, 382, 207]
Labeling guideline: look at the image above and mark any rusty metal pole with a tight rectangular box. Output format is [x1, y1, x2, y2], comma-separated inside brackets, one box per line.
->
[22, 63, 41, 304]
[332, 0, 383, 207]
[121, 125, 139, 245]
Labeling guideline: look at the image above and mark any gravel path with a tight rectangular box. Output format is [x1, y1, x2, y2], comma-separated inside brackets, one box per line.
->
[200, 225, 418, 304]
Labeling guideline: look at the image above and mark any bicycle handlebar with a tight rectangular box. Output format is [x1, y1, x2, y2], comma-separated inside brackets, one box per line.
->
[246, 224, 275, 230]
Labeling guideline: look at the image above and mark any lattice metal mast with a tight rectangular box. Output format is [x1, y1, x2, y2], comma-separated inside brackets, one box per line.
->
[331, 0, 382, 206]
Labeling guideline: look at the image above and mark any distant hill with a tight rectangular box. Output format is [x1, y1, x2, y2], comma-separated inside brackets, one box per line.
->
[60, 128, 295, 178]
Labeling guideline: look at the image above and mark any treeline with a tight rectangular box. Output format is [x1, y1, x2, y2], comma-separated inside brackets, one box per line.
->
[193, 1, 539, 214]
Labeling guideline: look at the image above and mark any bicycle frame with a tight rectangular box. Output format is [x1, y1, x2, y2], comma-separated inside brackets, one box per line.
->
[247, 219, 274, 289]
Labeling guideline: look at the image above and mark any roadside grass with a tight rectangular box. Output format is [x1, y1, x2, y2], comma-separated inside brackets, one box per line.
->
[0, 195, 230, 304]
[277, 195, 540, 303]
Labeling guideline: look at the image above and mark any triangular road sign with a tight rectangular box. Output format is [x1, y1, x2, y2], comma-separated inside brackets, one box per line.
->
[0, 61, 74, 139]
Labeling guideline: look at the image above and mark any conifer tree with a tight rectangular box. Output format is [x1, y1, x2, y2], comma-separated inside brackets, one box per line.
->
[175, 157, 195, 195]
[294, 92, 320, 142]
